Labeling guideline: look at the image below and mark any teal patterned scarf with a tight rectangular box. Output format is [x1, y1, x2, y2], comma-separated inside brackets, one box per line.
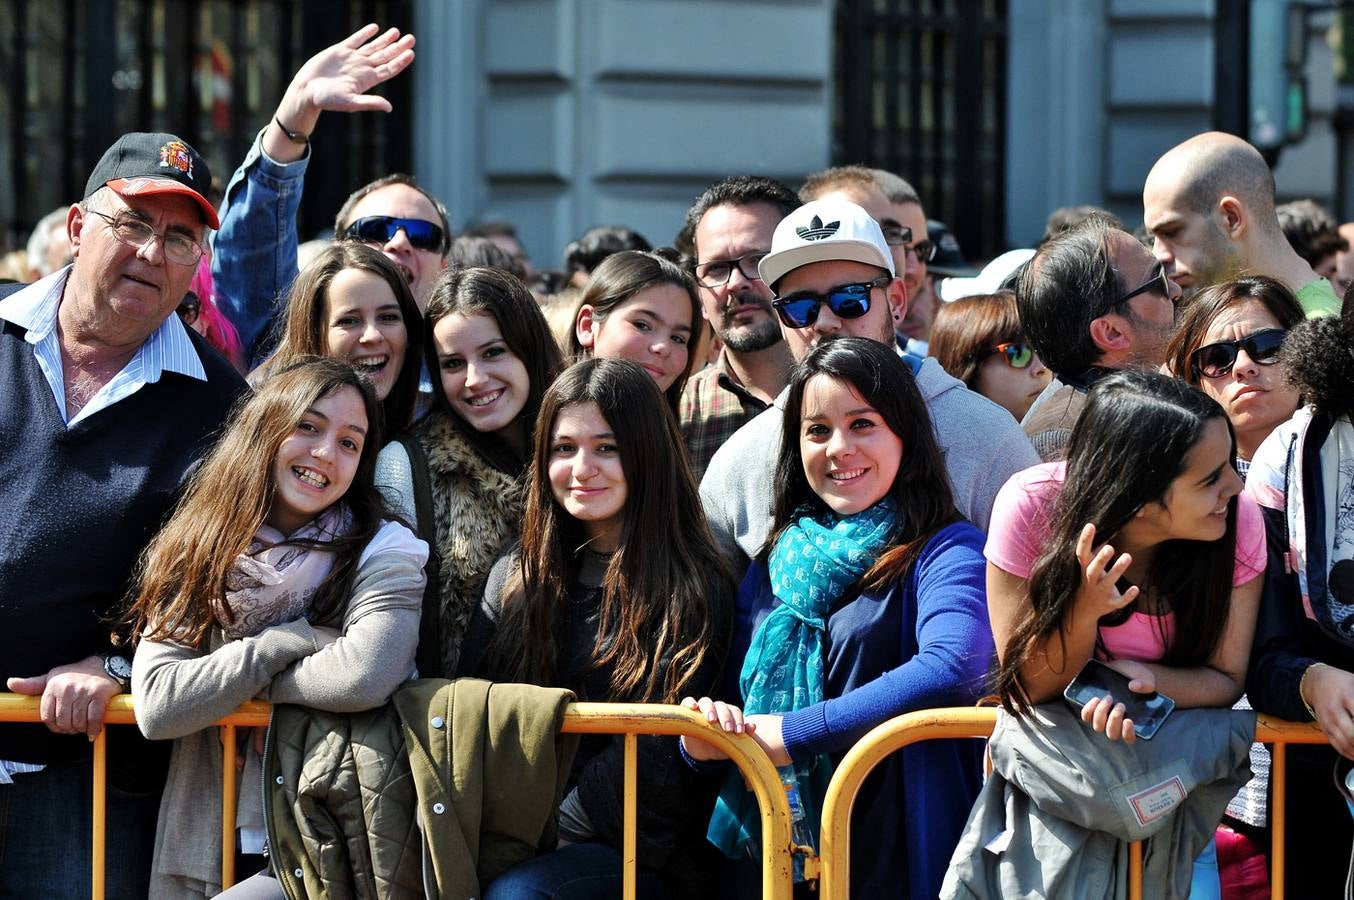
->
[707, 499, 896, 860]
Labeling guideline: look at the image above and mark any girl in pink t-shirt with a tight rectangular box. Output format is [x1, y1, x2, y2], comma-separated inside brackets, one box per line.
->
[987, 370, 1265, 737]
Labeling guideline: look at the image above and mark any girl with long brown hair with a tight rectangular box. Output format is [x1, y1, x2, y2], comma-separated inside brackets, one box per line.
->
[127, 357, 428, 899]
[984, 370, 1265, 898]
[569, 249, 701, 410]
[259, 241, 424, 433]
[928, 291, 1051, 421]
[459, 356, 733, 899]
[375, 266, 564, 677]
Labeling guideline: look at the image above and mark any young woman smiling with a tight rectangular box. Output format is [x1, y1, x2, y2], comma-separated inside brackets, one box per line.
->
[460, 357, 733, 900]
[570, 249, 701, 410]
[1166, 276, 1304, 473]
[259, 242, 423, 433]
[684, 336, 994, 900]
[986, 370, 1266, 898]
[376, 266, 563, 676]
[127, 358, 427, 899]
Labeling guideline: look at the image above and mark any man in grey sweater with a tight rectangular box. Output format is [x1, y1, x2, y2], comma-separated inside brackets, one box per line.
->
[700, 198, 1038, 568]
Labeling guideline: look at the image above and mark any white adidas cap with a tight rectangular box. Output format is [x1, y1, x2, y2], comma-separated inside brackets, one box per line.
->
[758, 198, 896, 290]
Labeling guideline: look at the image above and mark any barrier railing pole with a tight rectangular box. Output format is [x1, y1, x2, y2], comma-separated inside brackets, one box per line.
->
[92, 728, 107, 900]
[1127, 840, 1142, 900]
[222, 724, 238, 889]
[623, 733, 638, 900]
[1271, 741, 1286, 899]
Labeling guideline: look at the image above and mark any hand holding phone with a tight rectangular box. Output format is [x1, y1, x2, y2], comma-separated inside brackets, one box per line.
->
[1064, 659, 1175, 741]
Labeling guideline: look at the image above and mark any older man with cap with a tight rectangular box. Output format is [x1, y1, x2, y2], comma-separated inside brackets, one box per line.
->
[0, 132, 246, 898]
[700, 198, 1038, 570]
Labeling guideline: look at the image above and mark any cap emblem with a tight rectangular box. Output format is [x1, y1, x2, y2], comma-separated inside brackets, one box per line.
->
[158, 140, 194, 178]
[796, 215, 840, 241]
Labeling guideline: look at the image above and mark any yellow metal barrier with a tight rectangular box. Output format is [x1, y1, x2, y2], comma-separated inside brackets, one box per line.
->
[0, 695, 795, 900]
[816, 706, 1328, 900]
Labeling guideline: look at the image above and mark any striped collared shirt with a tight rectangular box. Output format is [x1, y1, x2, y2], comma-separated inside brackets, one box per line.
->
[0, 266, 205, 426]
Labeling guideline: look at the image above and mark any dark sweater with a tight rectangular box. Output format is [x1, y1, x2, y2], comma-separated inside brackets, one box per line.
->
[726, 521, 994, 900]
[0, 293, 246, 773]
[464, 548, 732, 894]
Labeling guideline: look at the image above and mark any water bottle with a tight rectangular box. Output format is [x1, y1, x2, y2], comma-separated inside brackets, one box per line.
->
[783, 776, 816, 884]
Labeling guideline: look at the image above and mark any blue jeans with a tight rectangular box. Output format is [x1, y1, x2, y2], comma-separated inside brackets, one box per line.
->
[484, 842, 668, 900]
[0, 759, 160, 899]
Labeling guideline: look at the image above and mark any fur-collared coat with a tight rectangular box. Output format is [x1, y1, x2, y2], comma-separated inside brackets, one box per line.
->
[376, 410, 524, 676]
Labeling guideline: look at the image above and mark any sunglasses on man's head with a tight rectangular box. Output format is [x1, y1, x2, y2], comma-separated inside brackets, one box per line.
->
[1189, 328, 1287, 379]
[772, 277, 890, 329]
[342, 216, 446, 253]
[981, 341, 1037, 369]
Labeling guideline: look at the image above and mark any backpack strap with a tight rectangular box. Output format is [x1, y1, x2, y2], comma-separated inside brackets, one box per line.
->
[394, 433, 444, 678]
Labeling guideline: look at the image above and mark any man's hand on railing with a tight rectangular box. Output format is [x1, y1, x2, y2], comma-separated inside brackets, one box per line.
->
[6, 656, 120, 740]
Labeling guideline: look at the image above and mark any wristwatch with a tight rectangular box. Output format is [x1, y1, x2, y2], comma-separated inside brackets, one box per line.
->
[101, 653, 132, 692]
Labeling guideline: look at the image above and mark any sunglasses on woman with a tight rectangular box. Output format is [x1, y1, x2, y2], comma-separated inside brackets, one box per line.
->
[1189, 328, 1286, 379]
[342, 215, 446, 253]
[980, 341, 1037, 369]
[772, 276, 891, 328]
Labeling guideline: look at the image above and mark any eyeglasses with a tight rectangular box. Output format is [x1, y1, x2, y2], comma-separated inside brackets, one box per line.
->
[879, 224, 937, 263]
[1116, 264, 1174, 307]
[980, 341, 1037, 369]
[85, 209, 204, 267]
[695, 250, 768, 288]
[342, 216, 446, 253]
[175, 290, 201, 326]
[772, 276, 890, 328]
[1189, 328, 1287, 379]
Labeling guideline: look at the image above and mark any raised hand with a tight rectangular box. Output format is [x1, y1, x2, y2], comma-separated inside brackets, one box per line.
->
[1073, 523, 1140, 619]
[291, 24, 416, 114]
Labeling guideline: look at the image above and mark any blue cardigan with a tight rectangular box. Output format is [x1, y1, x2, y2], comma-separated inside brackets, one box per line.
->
[727, 519, 994, 900]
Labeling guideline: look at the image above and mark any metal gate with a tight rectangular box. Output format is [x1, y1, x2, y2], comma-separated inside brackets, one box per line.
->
[0, 0, 412, 255]
[834, 0, 1008, 261]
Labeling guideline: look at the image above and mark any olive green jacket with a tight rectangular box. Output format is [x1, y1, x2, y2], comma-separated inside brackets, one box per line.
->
[265, 678, 578, 900]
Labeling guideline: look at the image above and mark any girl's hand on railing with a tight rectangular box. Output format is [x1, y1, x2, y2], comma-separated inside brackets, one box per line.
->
[679, 696, 755, 761]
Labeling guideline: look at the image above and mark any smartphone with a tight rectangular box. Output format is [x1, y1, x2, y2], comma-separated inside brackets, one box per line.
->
[1063, 659, 1175, 740]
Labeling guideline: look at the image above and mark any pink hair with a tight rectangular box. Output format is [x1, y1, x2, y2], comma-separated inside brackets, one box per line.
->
[189, 254, 245, 371]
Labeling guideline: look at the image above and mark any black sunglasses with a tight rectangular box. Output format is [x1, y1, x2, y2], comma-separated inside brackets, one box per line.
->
[1190, 328, 1287, 379]
[1115, 264, 1174, 308]
[772, 277, 890, 328]
[878, 224, 937, 262]
[343, 215, 446, 253]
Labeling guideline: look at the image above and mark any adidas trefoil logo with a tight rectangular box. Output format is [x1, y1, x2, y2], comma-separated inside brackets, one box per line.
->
[796, 215, 840, 241]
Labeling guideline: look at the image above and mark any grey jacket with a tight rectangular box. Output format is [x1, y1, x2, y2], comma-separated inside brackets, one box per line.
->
[699, 356, 1039, 566]
[941, 703, 1255, 900]
[132, 521, 428, 900]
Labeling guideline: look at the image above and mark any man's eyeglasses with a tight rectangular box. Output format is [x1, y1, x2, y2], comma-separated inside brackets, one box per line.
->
[85, 209, 204, 267]
[342, 216, 446, 253]
[1116, 264, 1174, 307]
[695, 251, 768, 288]
[879, 224, 936, 262]
[175, 291, 201, 326]
[980, 341, 1037, 369]
[1189, 328, 1287, 379]
[772, 276, 890, 328]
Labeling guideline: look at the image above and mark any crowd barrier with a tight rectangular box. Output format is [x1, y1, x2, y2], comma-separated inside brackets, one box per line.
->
[0, 694, 795, 900]
[0, 695, 1332, 900]
[815, 706, 1330, 900]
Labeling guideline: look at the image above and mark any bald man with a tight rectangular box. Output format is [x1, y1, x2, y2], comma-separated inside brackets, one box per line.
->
[1143, 131, 1339, 317]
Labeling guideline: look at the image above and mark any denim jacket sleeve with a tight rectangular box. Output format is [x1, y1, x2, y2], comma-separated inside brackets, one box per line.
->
[211, 128, 309, 365]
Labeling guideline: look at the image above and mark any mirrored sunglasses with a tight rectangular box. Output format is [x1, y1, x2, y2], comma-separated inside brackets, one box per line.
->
[343, 215, 446, 252]
[982, 341, 1036, 369]
[772, 277, 889, 328]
